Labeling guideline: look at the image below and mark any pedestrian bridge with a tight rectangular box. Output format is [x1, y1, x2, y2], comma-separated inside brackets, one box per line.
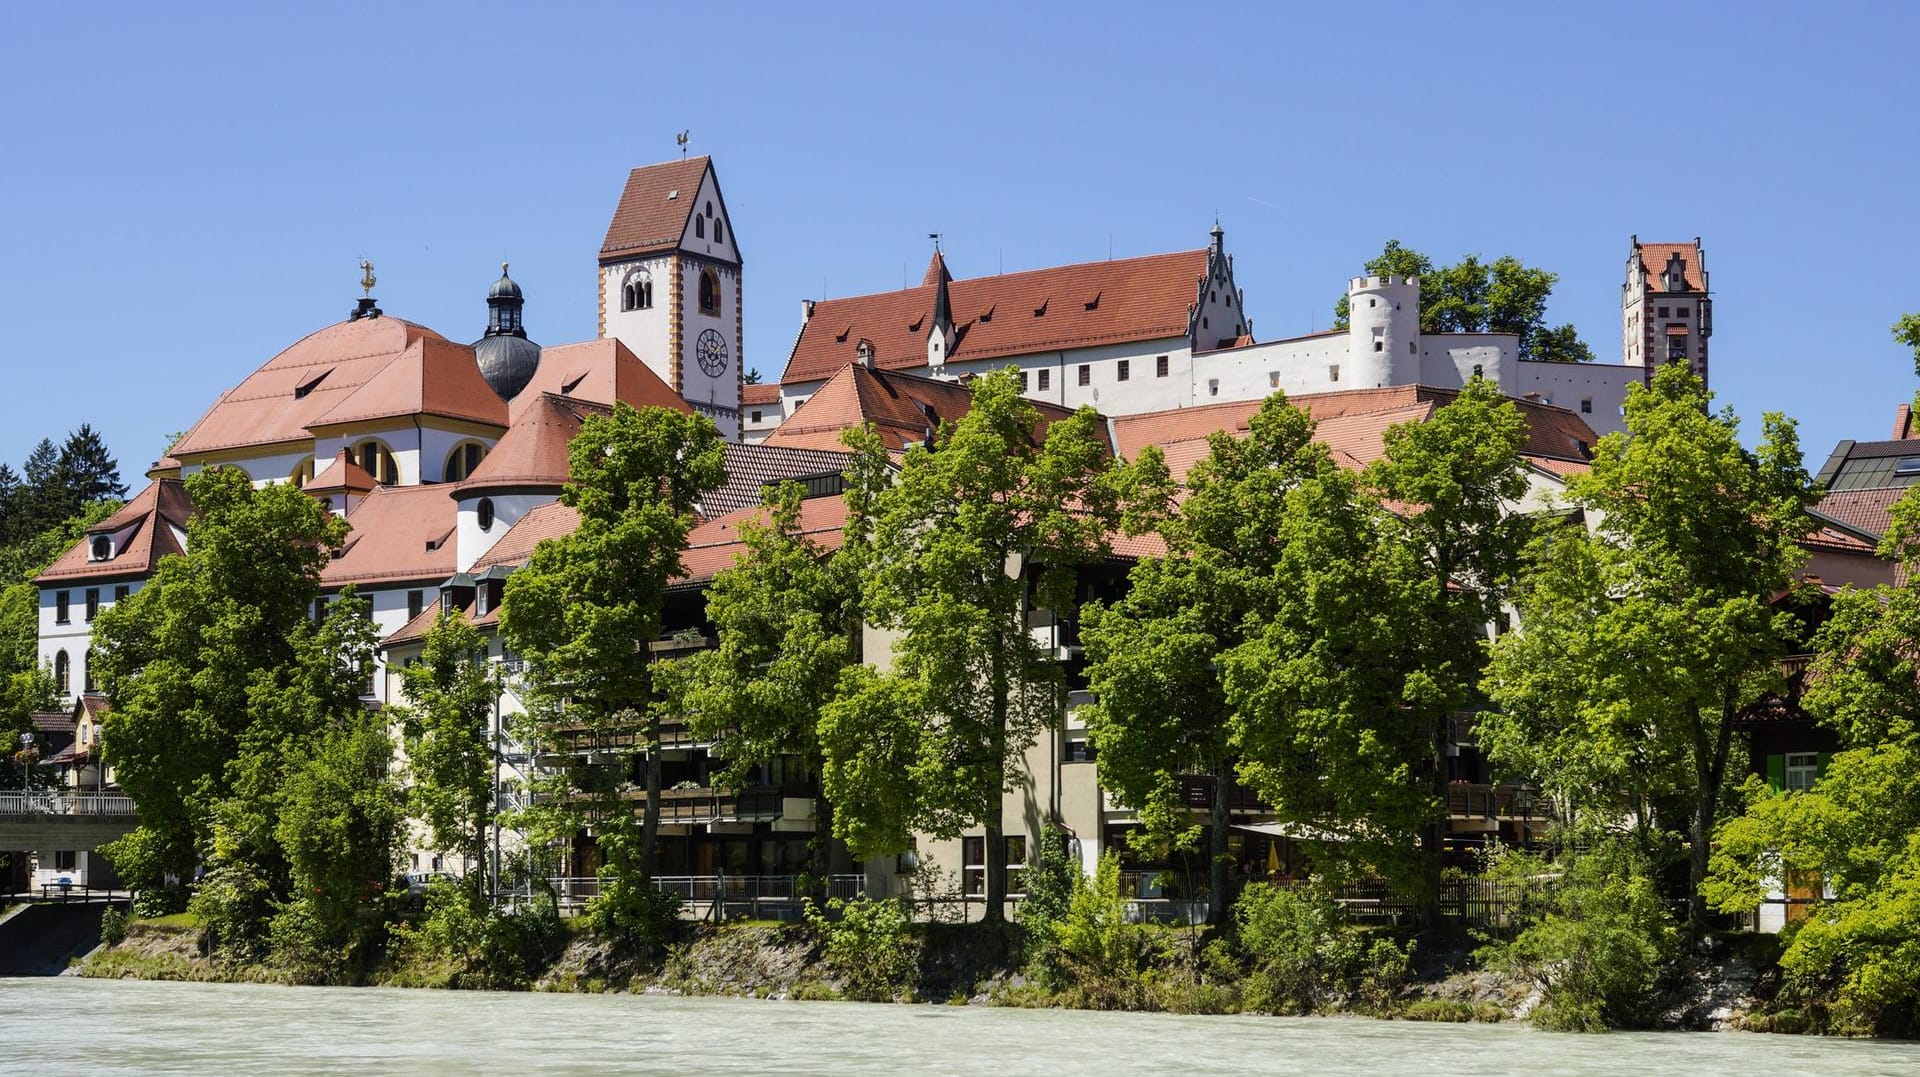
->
[0, 791, 138, 849]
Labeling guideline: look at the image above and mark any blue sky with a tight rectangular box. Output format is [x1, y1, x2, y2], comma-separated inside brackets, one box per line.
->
[3, 3, 1916, 482]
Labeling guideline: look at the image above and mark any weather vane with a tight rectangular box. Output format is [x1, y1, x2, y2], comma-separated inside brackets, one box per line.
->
[929, 232, 943, 253]
[676, 130, 690, 158]
[359, 259, 377, 297]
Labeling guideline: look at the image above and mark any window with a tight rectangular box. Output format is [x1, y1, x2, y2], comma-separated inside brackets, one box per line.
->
[695, 216, 705, 239]
[1017, 371, 1028, 392]
[289, 456, 314, 489]
[1208, 378, 1220, 397]
[1785, 752, 1820, 793]
[1038, 369, 1051, 391]
[1329, 364, 1340, 383]
[1896, 458, 1920, 477]
[355, 440, 397, 485]
[83, 649, 95, 693]
[407, 590, 424, 622]
[54, 850, 77, 873]
[750, 409, 763, 423]
[961, 834, 1030, 898]
[444, 442, 487, 483]
[714, 219, 724, 243]
[1580, 398, 1593, 414]
[1676, 305, 1690, 316]
[1668, 335, 1688, 361]
[1116, 359, 1130, 382]
[90, 535, 111, 561]
[85, 589, 99, 622]
[621, 269, 653, 312]
[1472, 364, 1484, 379]
[699, 269, 720, 315]
[55, 591, 70, 624]
[1373, 340, 1384, 352]
[1268, 371, 1280, 388]
[1156, 355, 1168, 378]
[477, 497, 496, 532]
[113, 585, 129, 603]
[1077, 365, 1090, 387]
[1063, 738, 1097, 762]
[1657, 306, 1670, 318]
[55, 650, 69, 696]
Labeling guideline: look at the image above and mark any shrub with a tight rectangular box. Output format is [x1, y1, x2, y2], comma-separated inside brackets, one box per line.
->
[806, 896, 917, 1002]
[99, 906, 128, 947]
[1050, 852, 1154, 1008]
[1016, 828, 1079, 976]
[1480, 843, 1677, 1032]
[583, 877, 682, 955]
[387, 884, 566, 989]
[187, 861, 276, 962]
[1234, 883, 1412, 1015]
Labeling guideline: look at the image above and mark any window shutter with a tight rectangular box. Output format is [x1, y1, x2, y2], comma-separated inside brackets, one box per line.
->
[1765, 754, 1786, 794]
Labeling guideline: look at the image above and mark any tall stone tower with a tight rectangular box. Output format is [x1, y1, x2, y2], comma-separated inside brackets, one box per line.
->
[1622, 237, 1711, 389]
[1346, 274, 1421, 388]
[598, 156, 744, 440]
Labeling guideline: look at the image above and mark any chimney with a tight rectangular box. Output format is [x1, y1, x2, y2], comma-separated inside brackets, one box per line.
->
[1896, 402, 1914, 440]
[801, 299, 815, 323]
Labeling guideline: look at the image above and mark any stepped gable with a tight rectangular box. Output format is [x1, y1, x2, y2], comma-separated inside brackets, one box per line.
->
[35, 479, 192, 585]
[306, 449, 378, 494]
[310, 336, 507, 430]
[782, 249, 1209, 384]
[599, 156, 711, 262]
[701, 443, 856, 518]
[1635, 241, 1705, 291]
[170, 316, 451, 457]
[320, 484, 459, 588]
[510, 339, 690, 423]
[765, 363, 1093, 453]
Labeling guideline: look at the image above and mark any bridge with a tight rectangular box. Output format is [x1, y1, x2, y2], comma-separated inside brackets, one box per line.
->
[0, 791, 138, 850]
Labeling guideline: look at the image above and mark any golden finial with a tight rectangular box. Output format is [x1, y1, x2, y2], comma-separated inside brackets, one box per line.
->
[359, 259, 377, 297]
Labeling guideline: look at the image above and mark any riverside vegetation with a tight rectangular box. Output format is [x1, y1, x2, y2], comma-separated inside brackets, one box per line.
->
[58, 314, 1920, 1037]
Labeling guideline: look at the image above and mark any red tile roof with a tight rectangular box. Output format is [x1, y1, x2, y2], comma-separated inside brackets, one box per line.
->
[510, 339, 691, 423]
[35, 479, 192, 584]
[677, 495, 853, 586]
[703, 443, 856, 518]
[766, 363, 1093, 453]
[170, 316, 455, 457]
[309, 336, 508, 430]
[599, 157, 710, 262]
[1636, 241, 1705, 293]
[307, 449, 378, 494]
[320, 484, 458, 589]
[471, 501, 581, 572]
[456, 394, 588, 496]
[383, 596, 446, 649]
[1816, 488, 1907, 539]
[782, 249, 1208, 384]
[742, 383, 782, 406]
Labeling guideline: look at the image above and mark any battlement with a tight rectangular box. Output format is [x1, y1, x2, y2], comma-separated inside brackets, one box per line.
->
[1348, 274, 1419, 293]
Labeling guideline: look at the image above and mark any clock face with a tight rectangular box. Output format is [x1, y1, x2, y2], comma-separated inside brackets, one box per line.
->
[696, 329, 729, 378]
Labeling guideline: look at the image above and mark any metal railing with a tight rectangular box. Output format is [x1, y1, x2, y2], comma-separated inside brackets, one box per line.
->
[1445, 782, 1551, 819]
[0, 792, 138, 817]
[545, 873, 866, 918]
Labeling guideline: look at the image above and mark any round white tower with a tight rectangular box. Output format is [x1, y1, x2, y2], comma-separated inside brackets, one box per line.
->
[1346, 275, 1421, 387]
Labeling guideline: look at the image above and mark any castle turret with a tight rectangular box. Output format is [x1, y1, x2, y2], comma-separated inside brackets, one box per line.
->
[1347, 274, 1421, 387]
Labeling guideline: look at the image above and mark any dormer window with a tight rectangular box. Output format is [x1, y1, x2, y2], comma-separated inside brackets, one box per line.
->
[90, 535, 112, 561]
[621, 269, 653, 312]
[699, 269, 720, 315]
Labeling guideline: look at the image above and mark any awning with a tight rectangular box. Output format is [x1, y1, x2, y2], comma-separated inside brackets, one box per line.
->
[1232, 821, 1353, 843]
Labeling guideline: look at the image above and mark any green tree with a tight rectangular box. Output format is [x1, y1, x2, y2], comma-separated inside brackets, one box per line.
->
[674, 429, 889, 890]
[1, 666, 57, 790]
[821, 368, 1123, 920]
[1333, 242, 1592, 362]
[397, 612, 502, 906]
[57, 424, 127, 507]
[499, 403, 725, 928]
[1707, 491, 1920, 1035]
[1080, 393, 1325, 925]
[91, 466, 349, 894]
[1895, 312, 1920, 376]
[1483, 364, 1817, 937]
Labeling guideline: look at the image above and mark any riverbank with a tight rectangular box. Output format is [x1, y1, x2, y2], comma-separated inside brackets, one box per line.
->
[74, 913, 1791, 1033]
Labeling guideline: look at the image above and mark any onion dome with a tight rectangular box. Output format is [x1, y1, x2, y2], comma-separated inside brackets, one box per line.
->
[473, 262, 541, 401]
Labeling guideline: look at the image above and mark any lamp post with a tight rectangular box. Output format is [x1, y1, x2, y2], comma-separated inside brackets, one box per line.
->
[19, 733, 35, 795]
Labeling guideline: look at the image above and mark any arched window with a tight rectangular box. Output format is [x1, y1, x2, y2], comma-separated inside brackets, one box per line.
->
[444, 442, 487, 483]
[699, 269, 719, 315]
[90, 535, 112, 561]
[83, 648, 95, 693]
[695, 216, 705, 239]
[477, 497, 495, 532]
[54, 650, 70, 696]
[355, 440, 397, 485]
[714, 219, 724, 243]
[289, 456, 314, 489]
[621, 269, 653, 312]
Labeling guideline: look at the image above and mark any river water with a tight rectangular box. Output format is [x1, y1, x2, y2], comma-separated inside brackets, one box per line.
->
[1, 978, 1914, 1075]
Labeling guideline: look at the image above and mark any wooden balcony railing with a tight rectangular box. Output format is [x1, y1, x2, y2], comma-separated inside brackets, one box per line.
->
[1446, 782, 1551, 819]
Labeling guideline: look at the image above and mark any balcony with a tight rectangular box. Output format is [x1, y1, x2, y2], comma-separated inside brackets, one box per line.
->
[1446, 782, 1550, 820]
[546, 873, 866, 919]
[1176, 775, 1270, 813]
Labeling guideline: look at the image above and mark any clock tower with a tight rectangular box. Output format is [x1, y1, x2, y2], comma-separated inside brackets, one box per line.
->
[598, 155, 744, 440]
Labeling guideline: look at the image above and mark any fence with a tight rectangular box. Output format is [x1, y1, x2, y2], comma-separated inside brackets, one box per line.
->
[0, 792, 138, 817]
[545, 873, 867, 920]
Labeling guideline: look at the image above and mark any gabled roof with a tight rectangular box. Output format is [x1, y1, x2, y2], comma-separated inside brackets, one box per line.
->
[170, 315, 454, 457]
[677, 495, 852, 588]
[764, 363, 1092, 453]
[1816, 488, 1907, 539]
[1634, 240, 1705, 293]
[1110, 386, 1598, 482]
[383, 596, 446, 649]
[307, 449, 378, 494]
[702, 442, 857, 518]
[509, 339, 690, 423]
[470, 501, 581, 572]
[599, 156, 711, 262]
[782, 249, 1209, 384]
[455, 393, 589, 496]
[35, 479, 192, 584]
[742, 383, 782, 406]
[320, 484, 458, 589]
[309, 336, 508, 430]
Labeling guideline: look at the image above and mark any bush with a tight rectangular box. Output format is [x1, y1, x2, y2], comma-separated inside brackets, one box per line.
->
[187, 861, 276, 962]
[1016, 829, 1078, 977]
[583, 877, 682, 955]
[806, 896, 918, 1002]
[386, 883, 565, 989]
[1234, 884, 1413, 1015]
[1480, 843, 1677, 1032]
[99, 906, 128, 947]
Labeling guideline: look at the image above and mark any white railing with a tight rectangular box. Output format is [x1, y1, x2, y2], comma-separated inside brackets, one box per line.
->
[545, 873, 867, 914]
[0, 791, 138, 817]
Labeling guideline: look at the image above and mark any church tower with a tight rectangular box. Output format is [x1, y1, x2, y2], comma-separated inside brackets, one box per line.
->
[598, 156, 744, 439]
[1622, 237, 1711, 389]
